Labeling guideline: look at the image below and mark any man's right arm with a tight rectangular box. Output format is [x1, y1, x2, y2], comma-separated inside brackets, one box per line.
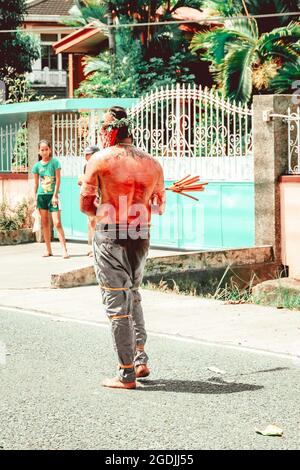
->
[79, 155, 101, 216]
[152, 162, 166, 215]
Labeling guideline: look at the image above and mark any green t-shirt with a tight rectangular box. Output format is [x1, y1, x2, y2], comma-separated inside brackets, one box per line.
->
[32, 158, 61, 195]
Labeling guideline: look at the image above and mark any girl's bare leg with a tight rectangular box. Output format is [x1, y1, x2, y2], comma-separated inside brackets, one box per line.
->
[51, 211, 69, 258]
[40, 209, 52, 256]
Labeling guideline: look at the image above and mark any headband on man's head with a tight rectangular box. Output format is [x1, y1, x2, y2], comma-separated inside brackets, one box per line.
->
[99, 113, 133, 148]
[103, 116, 133, 133]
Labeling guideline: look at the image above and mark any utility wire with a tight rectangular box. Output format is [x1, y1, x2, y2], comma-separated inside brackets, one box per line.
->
[0, 10, 300, 33]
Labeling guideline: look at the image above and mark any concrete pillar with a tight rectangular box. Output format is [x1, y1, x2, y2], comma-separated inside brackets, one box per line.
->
[253, 94, 297, 262]
[27, 112, 52, 175]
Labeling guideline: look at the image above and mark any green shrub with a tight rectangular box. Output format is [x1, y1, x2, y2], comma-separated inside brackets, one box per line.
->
[0, 198, 34, 231]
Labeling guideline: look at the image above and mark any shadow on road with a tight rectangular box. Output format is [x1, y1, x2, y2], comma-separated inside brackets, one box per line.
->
[137, 377, 263, 394]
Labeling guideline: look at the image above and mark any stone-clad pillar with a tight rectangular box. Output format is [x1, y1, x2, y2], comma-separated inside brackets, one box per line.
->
[27, 112, 52, 175]
[253, 94, 297, 262]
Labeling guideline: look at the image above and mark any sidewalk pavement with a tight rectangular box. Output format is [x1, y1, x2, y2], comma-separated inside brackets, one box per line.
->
[0, 242, 300, 358]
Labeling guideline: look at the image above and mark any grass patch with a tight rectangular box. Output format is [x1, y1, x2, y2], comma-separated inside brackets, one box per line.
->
[142, 279, 198, 297]
[142, 269, 300, 311]
[252, 288, 300, 310]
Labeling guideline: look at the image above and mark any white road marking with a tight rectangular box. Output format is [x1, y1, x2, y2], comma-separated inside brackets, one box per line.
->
[0, 305, 299, 362]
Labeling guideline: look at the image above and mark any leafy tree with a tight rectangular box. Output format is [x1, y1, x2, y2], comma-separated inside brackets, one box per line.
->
[191, 17, 300, 103]
[76, 28, 195, 98]
[65, 1, 198, 96]
[0, 0, 40, 80]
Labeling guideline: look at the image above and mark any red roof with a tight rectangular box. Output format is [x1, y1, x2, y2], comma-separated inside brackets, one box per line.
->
[53, 22, 107, 54]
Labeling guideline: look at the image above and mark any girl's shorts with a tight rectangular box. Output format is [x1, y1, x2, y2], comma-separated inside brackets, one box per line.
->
[36, 194, 59, 212]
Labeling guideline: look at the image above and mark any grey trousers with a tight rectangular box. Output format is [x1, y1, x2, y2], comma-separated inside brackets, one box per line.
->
[93, 224, 150, 382]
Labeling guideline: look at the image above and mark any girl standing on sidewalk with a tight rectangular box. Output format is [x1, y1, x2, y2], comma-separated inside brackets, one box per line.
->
[32, 140, 69, 258]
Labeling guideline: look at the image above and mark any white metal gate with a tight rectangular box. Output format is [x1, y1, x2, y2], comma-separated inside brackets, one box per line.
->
[263, 106, 300, 175]
[129, 84, 253, 181]
[52, 110, 105, 176]
[287, 108, 300, 174]
[51, 84, 253, 181]
[0, 122, 28, 173]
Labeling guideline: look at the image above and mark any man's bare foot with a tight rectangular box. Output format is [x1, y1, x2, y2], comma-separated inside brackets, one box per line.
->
[63, 252, 70, 259]
[102, 377, 136, 389]
[42, 253, 53, 257]
[135, 364, 150, 379]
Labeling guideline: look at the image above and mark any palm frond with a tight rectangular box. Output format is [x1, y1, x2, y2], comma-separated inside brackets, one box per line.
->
[191, 29, 244, 64]
[83, 56, 111, 75]
[222, 44, 254, 103]
[259, 22, 300, 53]
[259, 42, 300, 64]
[224, 18, 259, 42]
[269, 59, 300, 93]
[61, 1, 107, 27]
[80, 4, 107, 24]
[60, 5, 87, 26]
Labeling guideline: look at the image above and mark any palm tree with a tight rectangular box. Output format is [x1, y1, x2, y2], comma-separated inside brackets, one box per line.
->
[202, 0, 300, 31]
[270, 58, 300, 93]
[191, 18, 300, 103]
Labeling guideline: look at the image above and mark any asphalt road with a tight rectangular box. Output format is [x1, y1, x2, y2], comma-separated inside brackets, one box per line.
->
[0, 308, 299, 450]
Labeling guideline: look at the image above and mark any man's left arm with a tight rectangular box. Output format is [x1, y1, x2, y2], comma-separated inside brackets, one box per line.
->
[79, 156, 100, 216]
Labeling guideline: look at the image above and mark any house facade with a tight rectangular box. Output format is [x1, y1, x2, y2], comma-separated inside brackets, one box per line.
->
[53, 23, 107, 98]
[23, 0, 75, 97]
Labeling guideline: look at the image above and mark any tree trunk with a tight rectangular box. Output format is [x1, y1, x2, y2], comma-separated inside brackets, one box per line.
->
[107, 2, 116, 54]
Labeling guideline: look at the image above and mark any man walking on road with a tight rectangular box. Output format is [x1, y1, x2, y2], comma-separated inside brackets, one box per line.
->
[80, 106, 165, 389]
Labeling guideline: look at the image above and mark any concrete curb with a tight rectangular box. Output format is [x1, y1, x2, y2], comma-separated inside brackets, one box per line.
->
[51, 265, 97, 289]
[50, 245, 282, 290]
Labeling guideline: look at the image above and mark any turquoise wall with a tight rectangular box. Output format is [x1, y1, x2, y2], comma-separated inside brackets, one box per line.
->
[58, 178, 255, 250]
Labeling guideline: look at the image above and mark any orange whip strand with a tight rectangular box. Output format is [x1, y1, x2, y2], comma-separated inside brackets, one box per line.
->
[166, 175, 208, 201]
